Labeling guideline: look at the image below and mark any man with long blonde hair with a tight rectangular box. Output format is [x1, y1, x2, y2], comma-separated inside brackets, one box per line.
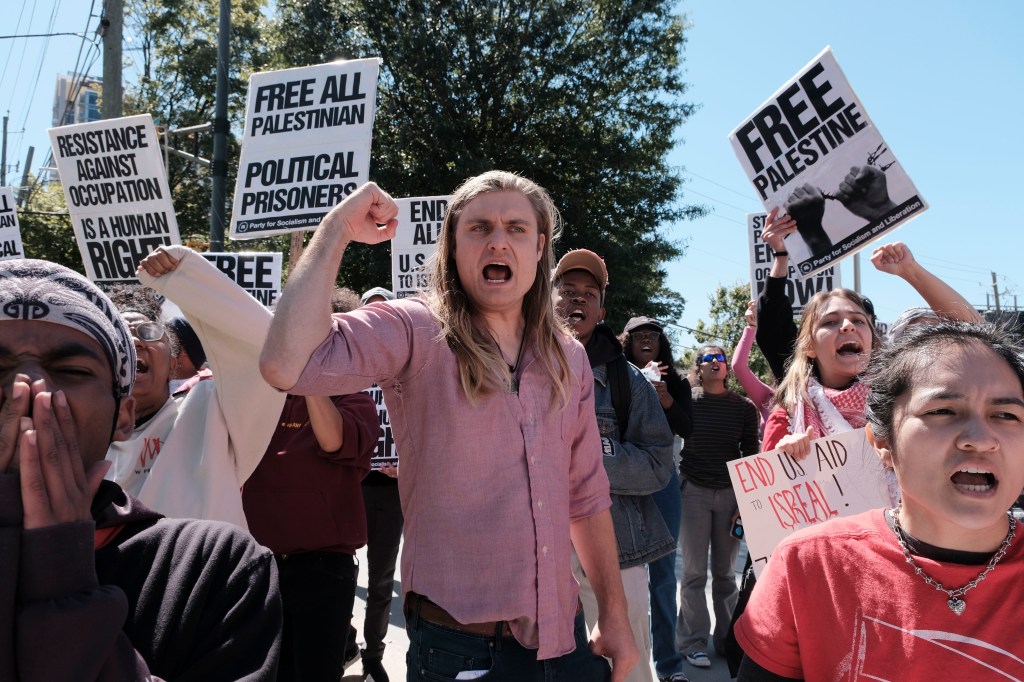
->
[261, 172, 638, 682]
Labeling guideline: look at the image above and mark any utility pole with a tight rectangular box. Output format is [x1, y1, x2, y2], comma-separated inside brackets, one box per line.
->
[992, 272, 1002, 314]
[101, 0, 124, 119]
[210, 0, 230, 251]
[1, 114, 7, 186]
[17, 147, 34, 207]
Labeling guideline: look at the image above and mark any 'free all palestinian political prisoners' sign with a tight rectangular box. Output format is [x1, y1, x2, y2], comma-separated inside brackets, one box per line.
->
[0, 187, 25, 260]
[729, 47, 927, 280]
[728, 428, 891, 577]
[390, 195, 450, 299]
[48, 114, 181, 284]
[230, 58, 380, 239]
[747, 212, 840, 316]
[200, 252, 282, 307]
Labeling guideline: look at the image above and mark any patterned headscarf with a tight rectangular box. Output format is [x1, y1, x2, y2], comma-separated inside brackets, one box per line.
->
[0, 259, 136, 398]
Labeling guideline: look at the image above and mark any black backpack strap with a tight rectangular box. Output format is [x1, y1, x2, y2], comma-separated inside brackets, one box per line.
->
[609, 355, 632, 441]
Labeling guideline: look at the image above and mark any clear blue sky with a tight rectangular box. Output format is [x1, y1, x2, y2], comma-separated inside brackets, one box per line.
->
[3, 0, 1022, 353]
[665, 1, 1023, 350]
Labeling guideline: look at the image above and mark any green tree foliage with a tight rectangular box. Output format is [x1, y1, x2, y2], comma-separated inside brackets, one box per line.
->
[123, 0, 272, 246]
[18, 179, 84, 273]
[267, 0, 705, 323]
[682, 283, 774, 396]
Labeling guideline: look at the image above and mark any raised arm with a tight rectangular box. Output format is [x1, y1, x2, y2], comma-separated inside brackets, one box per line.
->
[756, 209, 798, 381]
[260, 183, 399, 390]
[870, 242, 982, 322]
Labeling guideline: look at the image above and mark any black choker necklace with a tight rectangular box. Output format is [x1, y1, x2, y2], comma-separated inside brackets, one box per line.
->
[489, 330, 526, 393]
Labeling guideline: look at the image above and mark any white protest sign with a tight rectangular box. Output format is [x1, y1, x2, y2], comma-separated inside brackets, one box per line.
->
[364, 385, 398, 470]
[230, 58, 380, 239]
[0, 188, 25, 260]
[730, 47, 927, 280]
[390, 195, 449, 299]
[728, 428, 890, 577]
[747, 212, 840, 315]
[48, 114, 181, 284]
[200, 252, 282, 307]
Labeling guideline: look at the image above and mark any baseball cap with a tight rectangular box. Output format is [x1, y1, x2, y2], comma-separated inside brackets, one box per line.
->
[360, 287, 396, 305]
[552, 249, 608, 290]
[623, 316, 663, 334]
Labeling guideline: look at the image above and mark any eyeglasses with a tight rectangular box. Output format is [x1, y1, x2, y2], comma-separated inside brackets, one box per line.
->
[631, 331, 660, 343]
[129, 321, 165, 342]
[699, 353, 726, 364]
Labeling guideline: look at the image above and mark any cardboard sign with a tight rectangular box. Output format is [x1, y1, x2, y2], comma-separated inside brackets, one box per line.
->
[728, 428, 891, 577]
[364, 384, 398, 470]
[730, 47, 927, 279]
[0, 188, 25, 260]
[230, 59, 380, 239]
[390, 195, 449, 299]
[200, 252, 282, 306]
[48, 114, 181, 283]
[748, 212, 840, 315]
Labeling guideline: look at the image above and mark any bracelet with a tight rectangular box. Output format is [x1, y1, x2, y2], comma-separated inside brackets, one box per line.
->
[773, 250, 788, 257]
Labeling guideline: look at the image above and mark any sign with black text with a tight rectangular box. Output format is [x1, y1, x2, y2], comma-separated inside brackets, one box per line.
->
[728, 428, 890, 577]
[390, 195, 449, 299]
[730, 47, 927, 279]
[48, 114, 181, 283]
[0, 187, 24, 260]
[230, 59, 380, 239]
[748, 212, 840, 315]
[200, 252, 282, 306]
[364, 385, 398, 470]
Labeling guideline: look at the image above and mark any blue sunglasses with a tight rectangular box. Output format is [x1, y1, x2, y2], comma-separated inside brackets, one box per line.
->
[699, 353, 726, 364]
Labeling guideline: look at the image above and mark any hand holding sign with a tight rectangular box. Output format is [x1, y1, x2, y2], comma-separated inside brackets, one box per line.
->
[775, 426, 814, 461]
[760, 207, 796, 254]
[328, 181, 399, 245]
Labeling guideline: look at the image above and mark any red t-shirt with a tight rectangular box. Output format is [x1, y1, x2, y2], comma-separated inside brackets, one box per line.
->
[735, 510, 1024, 680]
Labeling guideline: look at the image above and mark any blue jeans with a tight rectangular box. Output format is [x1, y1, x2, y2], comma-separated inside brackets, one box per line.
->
[406, 606, 610, 682]
[648, 469, 683, 677]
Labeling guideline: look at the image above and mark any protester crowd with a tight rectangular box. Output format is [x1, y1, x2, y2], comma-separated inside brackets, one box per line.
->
[2, 171, 1021, 682]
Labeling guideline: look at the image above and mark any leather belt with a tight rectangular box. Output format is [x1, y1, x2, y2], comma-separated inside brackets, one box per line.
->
[407, 593, 583, 638]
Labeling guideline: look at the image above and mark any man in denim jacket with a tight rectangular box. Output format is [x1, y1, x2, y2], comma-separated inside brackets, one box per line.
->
[554, 250, 677, 682]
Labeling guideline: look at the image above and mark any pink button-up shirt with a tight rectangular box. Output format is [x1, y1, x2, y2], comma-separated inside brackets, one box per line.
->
[289, 298, 610, 659]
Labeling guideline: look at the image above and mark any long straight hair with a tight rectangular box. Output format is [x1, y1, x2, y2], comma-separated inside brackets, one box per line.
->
[775, 288, 881, 413]
[425, 171, 572, 406]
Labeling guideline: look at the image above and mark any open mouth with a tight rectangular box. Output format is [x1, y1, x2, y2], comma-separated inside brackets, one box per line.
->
[951, 467, 997, 493]
[837, 341, 863, 357]
[136, 358, 150, 375]
[640, 345, 653, 354]
[483, 262, 512, 283]
[566, 308, 585, 324]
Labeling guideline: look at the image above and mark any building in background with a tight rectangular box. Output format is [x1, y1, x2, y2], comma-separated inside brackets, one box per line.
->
[52, 73, 103, 127]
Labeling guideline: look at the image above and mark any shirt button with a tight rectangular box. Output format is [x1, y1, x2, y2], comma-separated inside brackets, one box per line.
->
[542, 545, 549, 555]
[537, 500, 544, 509]
[531, 457, 538, 465]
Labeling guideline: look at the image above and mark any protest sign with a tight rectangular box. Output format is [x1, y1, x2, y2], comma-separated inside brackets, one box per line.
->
[48, 114, 181, 284]
[728, 428, 890, 577]
[390, 195, 449, 299]
[730, 47, 927, 280]
[364, 385, 398, 470]
[200, 252, 282, 306]
[0, 188, 25, 260]
[748, 212, 840, 315]
[230, 58, 380, 239]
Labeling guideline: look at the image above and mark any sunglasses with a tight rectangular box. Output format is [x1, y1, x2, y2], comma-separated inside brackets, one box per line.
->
[129, 321, 166, 342]
[699, 353, 726, 364]
[631, 331, 660, 343]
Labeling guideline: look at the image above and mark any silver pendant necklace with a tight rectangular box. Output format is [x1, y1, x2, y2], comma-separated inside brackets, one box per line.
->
[890, 507, 1016, 615]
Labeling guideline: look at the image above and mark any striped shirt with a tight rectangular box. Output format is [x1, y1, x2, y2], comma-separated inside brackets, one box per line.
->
[680, 388, 760, 489]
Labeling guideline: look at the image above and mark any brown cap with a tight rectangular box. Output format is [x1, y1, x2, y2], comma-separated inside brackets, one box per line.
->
[552, 249, 608, 290]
